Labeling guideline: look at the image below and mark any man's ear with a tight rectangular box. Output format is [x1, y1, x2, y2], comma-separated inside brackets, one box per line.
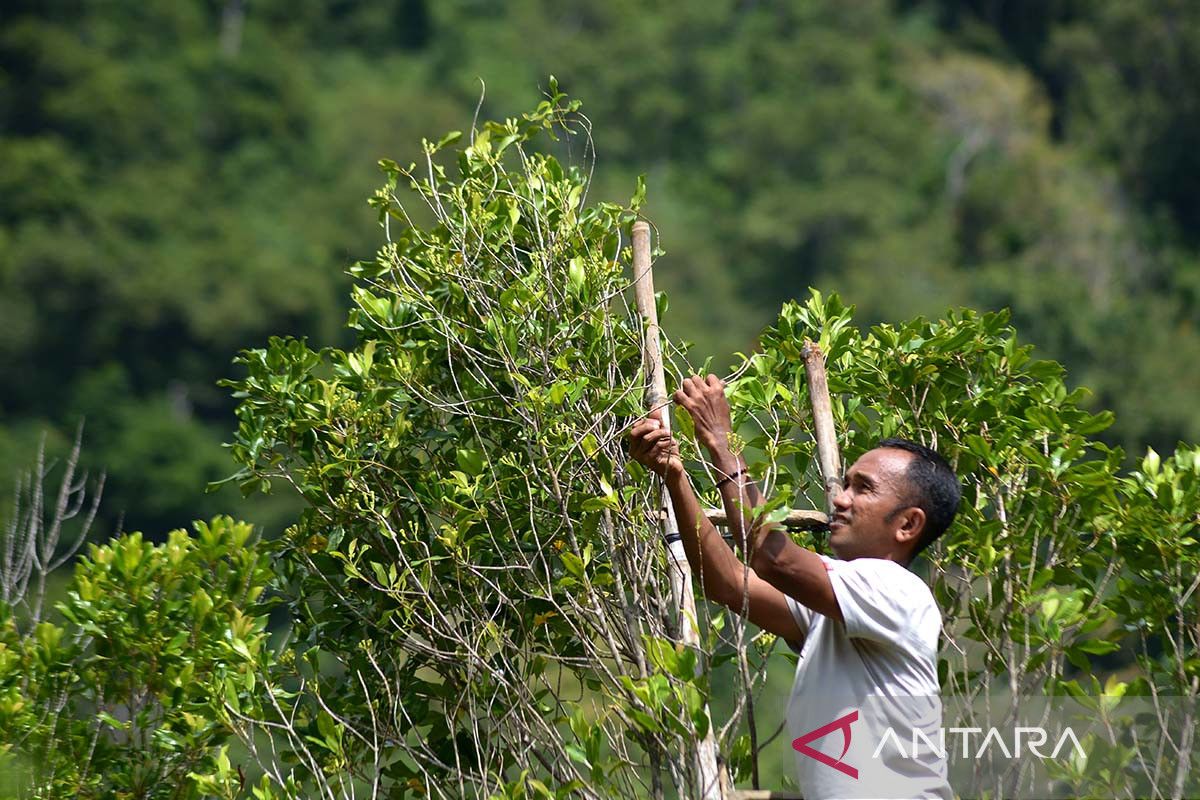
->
[893, 507, 926, 545]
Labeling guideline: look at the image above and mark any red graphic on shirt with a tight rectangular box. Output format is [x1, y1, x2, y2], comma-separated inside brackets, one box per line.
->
[792, 709, 859, 779]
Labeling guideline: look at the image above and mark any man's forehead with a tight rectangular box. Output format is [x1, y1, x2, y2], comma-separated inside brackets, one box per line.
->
[848, 447, 914, 485]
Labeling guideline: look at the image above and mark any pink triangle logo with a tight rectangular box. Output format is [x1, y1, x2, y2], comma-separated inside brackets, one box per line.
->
[792, 709, 859, 779]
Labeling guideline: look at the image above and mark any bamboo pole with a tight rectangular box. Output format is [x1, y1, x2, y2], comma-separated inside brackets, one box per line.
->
[705, 507, 828, 530]
[801, 340, 842, 514]
[631, 220, 723, 800]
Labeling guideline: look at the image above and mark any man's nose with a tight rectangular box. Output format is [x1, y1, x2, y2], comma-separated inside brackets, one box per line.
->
[832, 490, 851, 511]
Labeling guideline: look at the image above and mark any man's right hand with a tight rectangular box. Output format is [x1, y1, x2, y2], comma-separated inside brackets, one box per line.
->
[627, 410, 683, 478]
[674, 374, 734, 456]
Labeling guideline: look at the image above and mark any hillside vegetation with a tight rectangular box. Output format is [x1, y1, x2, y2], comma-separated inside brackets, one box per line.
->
[3, 0, 1199, 542]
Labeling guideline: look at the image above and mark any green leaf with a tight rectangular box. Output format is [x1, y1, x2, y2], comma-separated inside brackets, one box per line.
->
[97, 711, 129, 731]
[437, 130, 463, 150]
[560, 552, 585, 578]
[630, 174, 647, 211]
[564, 743, 589, 767]
[567, 257, 586, 298]
[456, 448, 485, 476]
[191, 588, 214, 620]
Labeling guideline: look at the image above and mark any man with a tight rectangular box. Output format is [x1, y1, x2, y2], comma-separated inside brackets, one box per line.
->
[628, 374, 960, 799]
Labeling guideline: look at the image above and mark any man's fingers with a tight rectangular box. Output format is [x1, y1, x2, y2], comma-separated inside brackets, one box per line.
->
[629, 415, 663, 435]
[630, 426, 671, 448]
[678, 375, 704, 401]
[652, 439, 676, 458]
[686, 373, 723, 395]
[628, 420, 677, 469]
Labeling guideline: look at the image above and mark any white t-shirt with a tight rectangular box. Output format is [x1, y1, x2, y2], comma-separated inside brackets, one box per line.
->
[785, 556, 951, 800]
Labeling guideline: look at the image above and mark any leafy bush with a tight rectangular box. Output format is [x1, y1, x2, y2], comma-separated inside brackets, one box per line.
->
[224, 91, 1198, 797]
[0, 517, 271, 799]
[224, 84, 715, 798]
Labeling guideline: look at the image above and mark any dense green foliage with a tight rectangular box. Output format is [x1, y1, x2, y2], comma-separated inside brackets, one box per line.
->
[207, 97, 1200, 796]
[1, 74, 1197, 795]
[0, 517, 271, 798]
[3, 0, 1200, 536]
[220, 88, 712, 798]
[3, 1, 1200, 795]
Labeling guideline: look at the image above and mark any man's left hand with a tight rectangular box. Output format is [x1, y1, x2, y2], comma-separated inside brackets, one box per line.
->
[674, 374, 734, 455]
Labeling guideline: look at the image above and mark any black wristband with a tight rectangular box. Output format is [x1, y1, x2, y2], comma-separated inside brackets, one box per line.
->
[714, 467, 747, 489]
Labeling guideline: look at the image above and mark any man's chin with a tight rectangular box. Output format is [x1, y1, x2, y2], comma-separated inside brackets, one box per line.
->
[827, 524, 847, 555]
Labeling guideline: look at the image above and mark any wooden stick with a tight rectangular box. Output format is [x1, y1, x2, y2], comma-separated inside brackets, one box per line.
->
[631, 223, 687, 609]
[632, 222, 667, 413]
[705, 507, 828, 530]
[631, 220, 723, 800]
[802, 339, 842, 515]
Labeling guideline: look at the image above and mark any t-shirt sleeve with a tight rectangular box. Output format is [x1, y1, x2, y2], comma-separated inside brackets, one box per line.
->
[782, 594, 814, 653]
[784, 593, 815, 637]
[826, 558, 932, 647]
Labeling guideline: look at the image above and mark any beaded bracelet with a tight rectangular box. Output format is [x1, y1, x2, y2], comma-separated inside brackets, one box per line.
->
[714, 467, 747, 490]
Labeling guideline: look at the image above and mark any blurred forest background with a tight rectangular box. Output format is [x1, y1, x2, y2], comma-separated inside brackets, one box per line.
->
[3, 0, 1200, 539]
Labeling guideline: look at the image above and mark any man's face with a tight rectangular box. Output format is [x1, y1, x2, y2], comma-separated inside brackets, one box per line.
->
[827, 447, 917, 561]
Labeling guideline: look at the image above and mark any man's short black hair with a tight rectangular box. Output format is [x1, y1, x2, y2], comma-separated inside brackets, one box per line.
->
[876, 437, 961, 560]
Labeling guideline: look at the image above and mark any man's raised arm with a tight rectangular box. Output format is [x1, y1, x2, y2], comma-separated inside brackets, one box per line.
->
[672, 375, 842, 623]
[627, 411, 805, 641]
